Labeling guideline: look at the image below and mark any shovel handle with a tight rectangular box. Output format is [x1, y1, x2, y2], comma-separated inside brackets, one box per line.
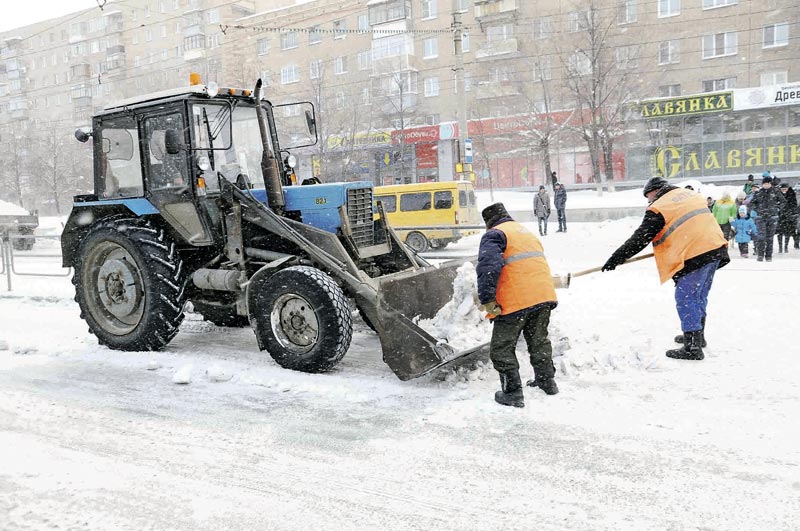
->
[571, 252, 655, 279]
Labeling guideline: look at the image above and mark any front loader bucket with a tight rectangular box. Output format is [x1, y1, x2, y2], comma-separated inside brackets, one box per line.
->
[373, 257, 491, 380]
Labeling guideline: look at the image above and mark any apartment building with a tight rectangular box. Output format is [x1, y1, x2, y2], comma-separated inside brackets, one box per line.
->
[0, 0, 796, 198]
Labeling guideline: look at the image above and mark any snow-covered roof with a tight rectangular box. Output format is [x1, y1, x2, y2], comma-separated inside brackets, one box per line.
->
[104, 85, 211, 111]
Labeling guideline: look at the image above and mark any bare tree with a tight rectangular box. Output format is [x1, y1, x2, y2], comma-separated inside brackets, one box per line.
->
[469, 108, 495, 201]
[371, 69, 418, 184]
[29, 128, 89, 215]
[560, 2, 636, 194]
[0, 134, 30, 208]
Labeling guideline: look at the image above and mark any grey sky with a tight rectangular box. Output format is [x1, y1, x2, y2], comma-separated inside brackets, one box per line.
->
[1, 0, 99, 33]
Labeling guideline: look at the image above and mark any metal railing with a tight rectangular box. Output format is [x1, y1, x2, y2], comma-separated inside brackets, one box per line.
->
[0, 234, 71, 291]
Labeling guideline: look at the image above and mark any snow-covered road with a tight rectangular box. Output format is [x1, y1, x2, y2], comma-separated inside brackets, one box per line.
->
[1, 218, 799, 530]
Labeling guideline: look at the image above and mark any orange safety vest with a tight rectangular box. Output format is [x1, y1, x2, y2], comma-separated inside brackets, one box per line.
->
[648, 188, 727, 284]
[491, 221, 557, 317]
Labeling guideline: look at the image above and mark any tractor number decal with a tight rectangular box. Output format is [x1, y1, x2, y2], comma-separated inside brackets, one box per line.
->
[315, 197, 327, 205]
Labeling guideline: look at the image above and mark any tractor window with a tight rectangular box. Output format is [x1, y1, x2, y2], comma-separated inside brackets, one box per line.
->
[144, 112, 189, 191]
[400, 192, 431, 212]
[191, 102, 270, 188]
[375, 195, 396, 213]
[97, 116, 143, 198]
[434, 190, 453, 210]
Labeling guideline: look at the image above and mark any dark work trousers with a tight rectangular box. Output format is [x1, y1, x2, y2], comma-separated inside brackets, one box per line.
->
[755, 216, 778, 259]
[537, 216, 548, 236]
[720, 222, 732, 241]
[738, 242, 749, 256]
[489, 307, 555, 379]
[557, 208, 567, 231]
[674, 260, 719, 333]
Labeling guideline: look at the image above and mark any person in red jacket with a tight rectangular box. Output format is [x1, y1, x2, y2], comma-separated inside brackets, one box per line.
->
[602, 178, 729, 360]
[476, 203, 559, 408]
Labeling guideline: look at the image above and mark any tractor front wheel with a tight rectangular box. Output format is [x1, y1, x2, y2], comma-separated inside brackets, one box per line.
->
[252, 266, 352, 373]
[73, 217, 187, 351]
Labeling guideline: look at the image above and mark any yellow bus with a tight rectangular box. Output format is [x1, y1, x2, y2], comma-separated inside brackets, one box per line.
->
[374, 181, 481, 252]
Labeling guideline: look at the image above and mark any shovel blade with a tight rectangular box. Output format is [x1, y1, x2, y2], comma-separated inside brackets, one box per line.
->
[374, 257, 490, 380]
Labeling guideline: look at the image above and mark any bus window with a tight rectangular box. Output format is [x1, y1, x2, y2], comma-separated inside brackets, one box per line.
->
[400, 192, 431, 211]
[376, 195, 396, 213]
[469, 190, 476, 206]
[434, 190, 453, 209]
[459, 190, 467, 207]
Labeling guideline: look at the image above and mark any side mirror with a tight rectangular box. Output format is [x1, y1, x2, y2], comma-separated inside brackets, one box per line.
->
[74, 129, 92, 143]
[165, 129, 183, 154]
[305, 109, 317, 137]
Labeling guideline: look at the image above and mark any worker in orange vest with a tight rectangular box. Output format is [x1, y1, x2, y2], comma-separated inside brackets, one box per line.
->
[477, 203, 559, 408]
[601, 177, 729, 360]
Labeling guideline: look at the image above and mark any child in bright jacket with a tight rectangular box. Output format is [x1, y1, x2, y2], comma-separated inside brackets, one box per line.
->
[732, 205, 758, 258]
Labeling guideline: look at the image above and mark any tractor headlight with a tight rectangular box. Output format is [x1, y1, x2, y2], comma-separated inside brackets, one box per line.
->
[206, 81, 220, 98]
[197, 155, 211, 171]
[286, 154, 297, 169]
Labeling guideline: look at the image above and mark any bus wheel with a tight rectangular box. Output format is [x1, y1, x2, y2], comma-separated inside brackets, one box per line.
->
[405, 232, 429, 253]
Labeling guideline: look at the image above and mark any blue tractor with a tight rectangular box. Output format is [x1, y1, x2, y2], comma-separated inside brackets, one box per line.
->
[62, 78, 486, 379]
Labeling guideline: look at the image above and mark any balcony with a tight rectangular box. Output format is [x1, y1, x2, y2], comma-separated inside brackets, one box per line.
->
[103, 11, 124, 33]
[70, 63, 92, 80]
[475, 81, 520, 100]
[475, 37, 519, 60]
[371, 53, 421, 76]
[474, 0, 519, 20]
[106, 45, 125, 56]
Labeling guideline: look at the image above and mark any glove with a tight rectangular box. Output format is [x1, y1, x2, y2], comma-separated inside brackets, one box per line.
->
[479, 301, 502, 315]
[601, 255, 624, 272]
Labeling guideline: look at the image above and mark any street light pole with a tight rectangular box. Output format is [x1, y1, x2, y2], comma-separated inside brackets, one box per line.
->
[452, 1, 469, 182]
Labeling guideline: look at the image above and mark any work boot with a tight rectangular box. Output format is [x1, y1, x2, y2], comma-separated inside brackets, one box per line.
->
[495, 371, 524, 408]
[526, 377, 559, 395]
[666, 331, 704, 360]
[673, 317, 707, 347]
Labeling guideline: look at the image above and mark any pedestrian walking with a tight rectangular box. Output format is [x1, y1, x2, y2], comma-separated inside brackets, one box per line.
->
[533, 185, 551, 236]
[477, 203, 559, 408]
[777, 182, 798, 253]
[712, 191, 737, 242]
[731, 205, 757, 258]
[554, 183, 568, 233]
[749, 175, 786, 261]
[601, 178, 729, 361]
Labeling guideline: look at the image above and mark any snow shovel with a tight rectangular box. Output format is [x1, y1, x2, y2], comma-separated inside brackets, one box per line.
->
[552, 252, 655, 289]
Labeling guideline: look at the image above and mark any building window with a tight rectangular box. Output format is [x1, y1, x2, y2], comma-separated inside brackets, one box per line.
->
[161, 25, 167, 38]
[760, 71, 787, 86]
[703, 0, 736, 7]
[702, 77, 735, 92]
[461, 32, 470, 52]
[309, 26, 321, 45]
[486, 24, 513, 43]
[358, 14, 369, 32]
[281, 31, 298, 50]
[568, 10, 589, 32]
[310, 59, 322, 79]
[763, 23, 789, 48]
[617, 1, 637, 24]
[257, 38, 270, 55]
[260, 70, 271, 86]
[369, 0, 410, 25]
[206, 9, 219, 24]
[281, 65, 300, 84]
[455, 0, 469, 12]
[145, 29, 153, 42]
[703, 31, 737, 58]
[361, 87, 370, 105]
[424, 77, 440, 97]
[658, 0, 680, 17]
[533, 17, 553, 39]
[333, 20, 346, 39]
[659, 84, 681, 97]
[658, 40, 680, 65]
[423, 37, 438, 59]
[358, 50, 371, 70]
[616, 46, 639, 69]
[567, 53, 591, 76]
[422, 0, 437, 19]
[334, 56, 348, 74]
[425, 114, 440, 125]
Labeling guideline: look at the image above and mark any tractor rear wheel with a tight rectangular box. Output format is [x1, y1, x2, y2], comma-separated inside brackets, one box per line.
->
[73, 217, 187, 351]
[252, 266, 352, 373]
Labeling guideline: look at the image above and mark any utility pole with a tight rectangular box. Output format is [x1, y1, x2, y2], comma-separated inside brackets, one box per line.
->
[452, 1, 471, 183]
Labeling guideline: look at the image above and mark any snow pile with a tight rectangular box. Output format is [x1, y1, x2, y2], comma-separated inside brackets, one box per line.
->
[416, 262, 492, 353]
[0, 199, 29, 216]
[172, 364, 193, 384]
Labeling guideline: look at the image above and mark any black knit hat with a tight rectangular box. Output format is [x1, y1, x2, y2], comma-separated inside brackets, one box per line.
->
[643, 177, 668, 196]
[780, 182, 789, 189]
[762, 175, 773, 184]
[481, 202, 510, 227]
